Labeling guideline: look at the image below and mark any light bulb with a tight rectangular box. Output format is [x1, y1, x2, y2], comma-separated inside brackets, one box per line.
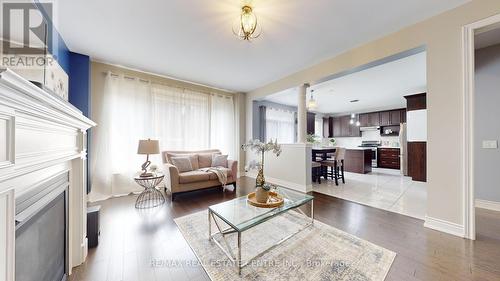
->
[356, 120, 361, 127]
[350, 119, 354, 125]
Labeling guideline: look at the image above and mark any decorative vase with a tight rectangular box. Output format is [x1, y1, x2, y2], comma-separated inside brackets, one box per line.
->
[255, 186, 269, 203]
[256, 166, 265, 187]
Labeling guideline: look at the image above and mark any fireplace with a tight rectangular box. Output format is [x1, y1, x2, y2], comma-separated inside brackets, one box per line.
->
[15, 173, 69, 281]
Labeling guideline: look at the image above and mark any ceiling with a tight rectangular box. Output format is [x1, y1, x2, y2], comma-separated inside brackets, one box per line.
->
[56, 0, 467, 92]
[262, 51, 427, 115]
[475, 26, 500, 49]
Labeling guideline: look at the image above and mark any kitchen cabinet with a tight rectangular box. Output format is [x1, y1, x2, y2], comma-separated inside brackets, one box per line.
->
[340, 116, 351, 136]
[408, 142, 426, 182]
[390, 110, 401, 125]
[380, 111, 391, 126]
[331, 116, 360, 137]
[368, 112, 380, 126]
[345, 149, 372, 174]
[378, 148, 400, 169]
[359, 114, 369, 127]
[307, 112, 315, 135]
[323, 117, 330, 138]
[332, 117, 341, 137]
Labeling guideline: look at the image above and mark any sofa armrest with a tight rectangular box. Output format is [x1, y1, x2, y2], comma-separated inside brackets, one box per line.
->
[228, 160, 238, 180]
[163, 163, 180, 192]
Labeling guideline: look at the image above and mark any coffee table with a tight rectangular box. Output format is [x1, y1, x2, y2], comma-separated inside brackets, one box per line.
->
[208, 187, 314, 275]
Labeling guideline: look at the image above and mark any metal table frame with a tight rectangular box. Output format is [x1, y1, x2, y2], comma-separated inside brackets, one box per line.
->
[208, 199, 314, 275]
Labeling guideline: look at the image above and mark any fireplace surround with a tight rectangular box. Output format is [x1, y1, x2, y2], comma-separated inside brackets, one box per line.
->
[0, 68, 95, 281]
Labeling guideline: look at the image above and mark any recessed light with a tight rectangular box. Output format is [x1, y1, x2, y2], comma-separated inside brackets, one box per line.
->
[350, 99, 359, 103]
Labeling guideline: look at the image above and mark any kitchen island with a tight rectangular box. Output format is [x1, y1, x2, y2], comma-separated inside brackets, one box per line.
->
[345, 148, 372, 174]
[312, 147, 372, 174]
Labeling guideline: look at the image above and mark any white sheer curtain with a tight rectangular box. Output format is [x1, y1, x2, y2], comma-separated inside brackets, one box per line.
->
[152, 85, 210, 150]
[210, 94, 236, 159]
[90, 74, 152, 201]
[265, 107, 295, 143]
[90, 73, 235, 202]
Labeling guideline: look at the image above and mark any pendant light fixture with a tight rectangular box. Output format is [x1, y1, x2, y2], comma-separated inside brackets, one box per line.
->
[233, 5, 262, 41]
[308, 89, 317, 109]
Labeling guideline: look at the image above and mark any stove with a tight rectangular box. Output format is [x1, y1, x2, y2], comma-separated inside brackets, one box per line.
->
[358, 141, 381, 167]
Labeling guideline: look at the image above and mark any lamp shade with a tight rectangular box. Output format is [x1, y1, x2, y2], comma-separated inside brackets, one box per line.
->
[137, 139, 160, 155]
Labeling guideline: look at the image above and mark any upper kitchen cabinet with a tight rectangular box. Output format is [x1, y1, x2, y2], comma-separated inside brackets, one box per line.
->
[322, 117, 331, 138]
[307, 112, 315, 134]
[380, 111, 391, 126]
[359, 112, 380, 127]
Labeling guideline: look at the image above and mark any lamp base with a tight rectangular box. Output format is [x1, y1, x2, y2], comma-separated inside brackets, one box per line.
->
[140, 172, 153, 178]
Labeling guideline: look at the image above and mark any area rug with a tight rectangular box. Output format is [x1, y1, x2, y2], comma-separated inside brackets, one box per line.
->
[174, 210, 396, 281]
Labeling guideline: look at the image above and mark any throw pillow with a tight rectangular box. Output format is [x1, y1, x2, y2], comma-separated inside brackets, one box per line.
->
[171, 157, 193, 172]
[212, 154, 228, 168]
[198, 152, 221, 168]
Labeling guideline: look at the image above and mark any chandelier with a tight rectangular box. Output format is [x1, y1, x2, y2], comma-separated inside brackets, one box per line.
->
[233, 5, 261, 41]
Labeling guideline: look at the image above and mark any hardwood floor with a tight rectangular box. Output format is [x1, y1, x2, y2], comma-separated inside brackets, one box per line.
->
[70, 177, 500, 281]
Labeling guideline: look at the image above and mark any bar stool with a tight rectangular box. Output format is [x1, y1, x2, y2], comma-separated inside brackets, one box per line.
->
[320, 147, 346, 186]
[311, 161, 322, 184]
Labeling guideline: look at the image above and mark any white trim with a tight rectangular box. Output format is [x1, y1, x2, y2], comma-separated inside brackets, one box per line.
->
[244, 171, 312, 193]
[0, 188, 15, 281]
[475, 199, 500, 212]
[462, 13, 500, 241]
[424, 216, 465, 238]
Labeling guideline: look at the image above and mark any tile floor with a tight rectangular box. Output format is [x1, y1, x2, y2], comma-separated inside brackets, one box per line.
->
[313, 168, 427, 220]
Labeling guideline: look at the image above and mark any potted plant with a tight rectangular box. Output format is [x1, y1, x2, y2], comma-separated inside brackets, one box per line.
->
[242, 139, 282, 203]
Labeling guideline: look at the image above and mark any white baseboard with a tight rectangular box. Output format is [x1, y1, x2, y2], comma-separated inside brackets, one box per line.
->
[243, 172, 310, 193]
[475, 199, 500, 212]
[424, 216, 464, 237]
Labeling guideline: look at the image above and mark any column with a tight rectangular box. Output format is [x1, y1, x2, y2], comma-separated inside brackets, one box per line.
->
[297, 83, 309, 143]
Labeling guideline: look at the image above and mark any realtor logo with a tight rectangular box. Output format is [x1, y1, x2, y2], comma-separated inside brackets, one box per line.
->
[2, 1, 52, 55]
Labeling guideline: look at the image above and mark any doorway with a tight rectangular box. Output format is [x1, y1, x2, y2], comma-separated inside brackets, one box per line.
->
[463, 13, 500, 240]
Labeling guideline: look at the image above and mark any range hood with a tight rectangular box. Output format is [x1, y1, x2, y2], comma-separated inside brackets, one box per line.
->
[360, 126, 380, 131]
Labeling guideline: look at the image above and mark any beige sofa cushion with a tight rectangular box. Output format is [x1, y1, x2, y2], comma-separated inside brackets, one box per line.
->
[178, 171, 210, 184]
[166, 153, 199, 170]
[198, 152, 221, 168]
[170, 157, 193, 172]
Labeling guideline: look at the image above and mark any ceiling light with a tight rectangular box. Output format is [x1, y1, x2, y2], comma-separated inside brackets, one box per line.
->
[308, 90, 317, 109]
[356, 120, 361, 127]
[350, 119, 354, 125]
[351, 113, 356, 118]
[233, 5, 261, 41]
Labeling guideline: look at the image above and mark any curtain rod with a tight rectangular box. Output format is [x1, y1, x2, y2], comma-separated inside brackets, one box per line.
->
[103, 71, 234, 98]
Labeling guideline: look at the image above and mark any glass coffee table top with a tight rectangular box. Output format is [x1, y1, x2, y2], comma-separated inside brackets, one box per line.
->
[209, 187, 314, 232]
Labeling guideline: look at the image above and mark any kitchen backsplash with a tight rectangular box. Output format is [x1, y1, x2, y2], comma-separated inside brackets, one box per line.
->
[321, 130, 400, 148]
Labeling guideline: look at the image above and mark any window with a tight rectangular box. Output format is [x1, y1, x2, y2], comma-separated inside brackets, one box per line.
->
[315, 116, 323, 138]
[265, 107, 295, 143]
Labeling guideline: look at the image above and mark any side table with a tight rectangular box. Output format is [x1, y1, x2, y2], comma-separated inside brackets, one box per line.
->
[134, 173, 165, 209]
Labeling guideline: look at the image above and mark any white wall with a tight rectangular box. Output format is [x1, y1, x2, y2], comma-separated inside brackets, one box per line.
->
[245, 144, 312, 193]
[326, 130, 400, 149]
[474, 44, 500, 203]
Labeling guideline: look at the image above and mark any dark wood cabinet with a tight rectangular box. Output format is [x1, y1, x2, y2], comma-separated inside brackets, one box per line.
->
[408, 142, 426, 182]
[345, 149, 372, 174]
[378, 148, 400, 169]
[359, 114, 369, 127]
[401, 109, 406, 123]
[307, 112, 315, 135]
[332, 117, 341, 137]
[405, 93, 426, 111]
[350, 122, 360, 137]
[368, 112, 380, 126]
[340, 116, 351, 137]
[323, 117, 330, 138]
[389, 110, 401, 125]
[380, 111, 391, 126]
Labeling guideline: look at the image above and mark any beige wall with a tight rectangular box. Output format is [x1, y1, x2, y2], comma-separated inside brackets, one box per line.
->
[245, 0, 500, 232]
[90, 61, 246, 173]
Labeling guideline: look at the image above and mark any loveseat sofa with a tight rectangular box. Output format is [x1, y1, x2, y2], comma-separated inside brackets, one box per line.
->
[162, 149, 237, 200]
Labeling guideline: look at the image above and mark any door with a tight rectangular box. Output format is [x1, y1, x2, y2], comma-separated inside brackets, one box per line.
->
[0, 189, 14, 281]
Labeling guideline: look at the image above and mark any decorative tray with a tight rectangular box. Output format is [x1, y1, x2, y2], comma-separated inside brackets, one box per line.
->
[247, 191, 284, 208]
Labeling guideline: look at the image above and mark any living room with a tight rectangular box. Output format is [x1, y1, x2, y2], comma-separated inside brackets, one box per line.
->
[1, 1, 500, 281]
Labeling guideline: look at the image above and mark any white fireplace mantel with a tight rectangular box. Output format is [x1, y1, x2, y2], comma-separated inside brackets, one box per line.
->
[0, 68, 96, 280]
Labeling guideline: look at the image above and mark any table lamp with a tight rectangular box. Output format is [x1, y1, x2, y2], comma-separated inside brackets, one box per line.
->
[137, 139, 160, 177]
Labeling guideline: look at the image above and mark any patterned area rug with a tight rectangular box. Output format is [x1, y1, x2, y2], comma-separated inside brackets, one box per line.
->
[174, 210, 396, 281]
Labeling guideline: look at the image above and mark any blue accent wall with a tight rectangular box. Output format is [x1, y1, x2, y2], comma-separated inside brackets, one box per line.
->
[68, 52, 90, 117]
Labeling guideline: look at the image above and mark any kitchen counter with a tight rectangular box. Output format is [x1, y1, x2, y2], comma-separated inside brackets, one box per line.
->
[345, 149, 372, 174]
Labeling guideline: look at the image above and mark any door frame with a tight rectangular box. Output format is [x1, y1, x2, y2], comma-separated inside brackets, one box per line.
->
[462, 13, 500, 240]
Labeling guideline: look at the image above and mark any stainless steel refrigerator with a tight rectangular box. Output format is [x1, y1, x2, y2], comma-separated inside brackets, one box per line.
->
[399, 123, 408, 176]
